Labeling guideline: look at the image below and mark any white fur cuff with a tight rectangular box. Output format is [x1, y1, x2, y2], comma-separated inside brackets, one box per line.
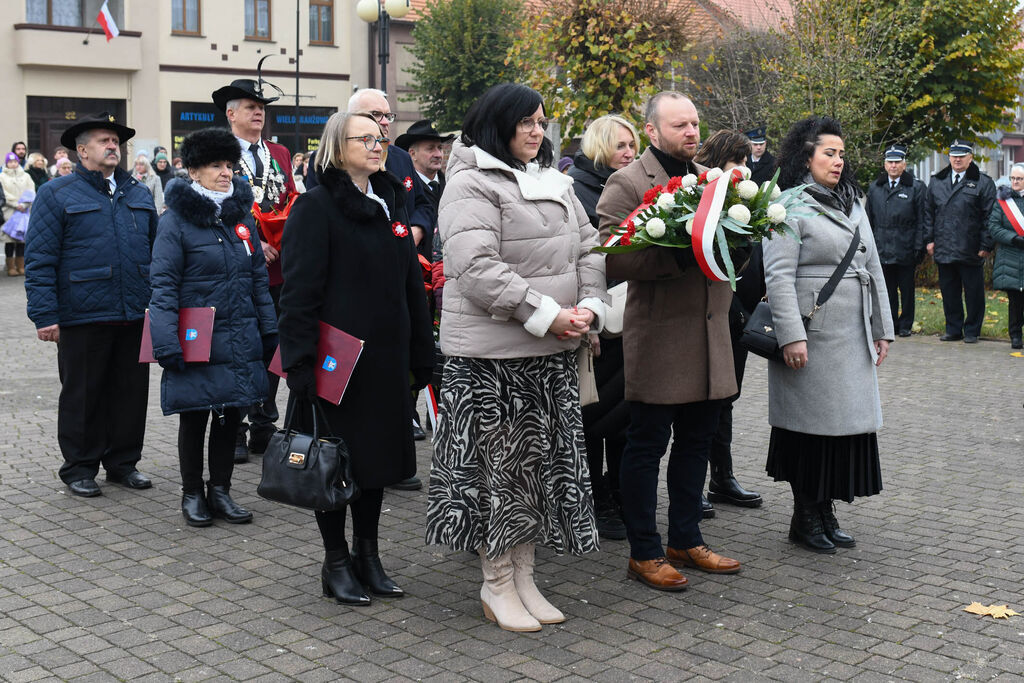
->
[523, 295, 561, 338]
[576, 297, 607, 334]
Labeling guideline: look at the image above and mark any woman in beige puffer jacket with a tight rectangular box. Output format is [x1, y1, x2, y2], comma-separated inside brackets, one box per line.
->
[425, 84, 608, 633]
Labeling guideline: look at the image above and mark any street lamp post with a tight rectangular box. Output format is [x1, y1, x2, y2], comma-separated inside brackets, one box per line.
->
[356, 0, 411, 95]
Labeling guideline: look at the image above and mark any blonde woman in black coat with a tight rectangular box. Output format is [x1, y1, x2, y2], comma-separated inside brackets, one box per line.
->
[278, 112, 434, 606]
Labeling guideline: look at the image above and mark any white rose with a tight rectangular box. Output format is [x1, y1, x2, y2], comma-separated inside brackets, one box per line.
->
[685, 218, 694, 235]
[760, 182, 782, 200]
[737, 179, 759, 200]
[737, 166, 752, 180]
[645, 217, 667, 238]
[766, 203, 787, 224]
[727, 204, 751, 224]
[656, 192, 676, 210]
[706, 167, 724, 181]
[681, 174, 698, 188]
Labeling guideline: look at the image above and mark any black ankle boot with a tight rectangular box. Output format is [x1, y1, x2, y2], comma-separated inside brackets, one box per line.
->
[234, 427, 249, 464]
[351, 537, 404, 597]
[322, 548, 371, 605]
[701, 494, 715, 519]
[789, 498, 836, 553]
[182, 490, 213, 527]
[593, 482, 627, 541]
[206, 484, 253, 524]
[819, 501, 856, 548]
[708, 453, 763, 507]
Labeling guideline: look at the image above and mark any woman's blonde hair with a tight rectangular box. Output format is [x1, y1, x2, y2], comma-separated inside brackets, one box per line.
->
[26, 152, 47, 167]
[317, 112, 388, 174]
[134, 155, 153, 175]
[580, 115, 640, 168]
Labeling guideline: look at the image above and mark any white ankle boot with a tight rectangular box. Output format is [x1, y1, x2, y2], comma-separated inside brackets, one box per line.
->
[510, 543, 565, 624]
[479, 548, 542, 632]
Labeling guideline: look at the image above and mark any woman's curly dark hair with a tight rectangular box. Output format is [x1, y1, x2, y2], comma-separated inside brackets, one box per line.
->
[775, 116, 859, 193]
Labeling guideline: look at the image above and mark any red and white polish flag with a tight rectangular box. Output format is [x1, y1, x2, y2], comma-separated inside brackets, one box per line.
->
[96, 0, 120, 41]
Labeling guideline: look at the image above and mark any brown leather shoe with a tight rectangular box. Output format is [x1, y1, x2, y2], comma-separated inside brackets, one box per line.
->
[666, 545, 741, 574]
[627, 557, 689, 591]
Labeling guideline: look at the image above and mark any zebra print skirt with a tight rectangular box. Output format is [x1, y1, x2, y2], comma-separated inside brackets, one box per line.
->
[425, 351, 599, 559]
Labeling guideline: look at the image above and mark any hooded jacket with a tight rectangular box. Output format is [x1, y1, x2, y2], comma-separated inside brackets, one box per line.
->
[923, 162, 996, 265]
[438, 140, 607, 359]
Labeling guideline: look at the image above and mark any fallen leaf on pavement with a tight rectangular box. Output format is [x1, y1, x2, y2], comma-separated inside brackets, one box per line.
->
[964, 602, 1020, 619]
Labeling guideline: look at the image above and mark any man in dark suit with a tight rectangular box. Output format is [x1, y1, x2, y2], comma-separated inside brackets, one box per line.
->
[395, 120, 454, 260]
[745, 126, 776, 185]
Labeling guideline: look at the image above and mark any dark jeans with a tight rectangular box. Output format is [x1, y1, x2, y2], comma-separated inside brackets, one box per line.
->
[178, 407, 242, 492]
[882, 263, 916, 334]
[315, 488, 385, 551]
[620, 400, 722, 560]
[244, 283, 281, 439]
[56, 322, 149, 483]
[1006, 289, 1023, 340]
[937, 262, 985, 338]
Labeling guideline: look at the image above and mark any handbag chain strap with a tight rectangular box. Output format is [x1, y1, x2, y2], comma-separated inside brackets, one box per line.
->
[804, 224, 861, 321]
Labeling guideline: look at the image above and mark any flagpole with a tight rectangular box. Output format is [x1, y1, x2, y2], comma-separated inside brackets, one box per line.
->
[82, 17, 100, 45]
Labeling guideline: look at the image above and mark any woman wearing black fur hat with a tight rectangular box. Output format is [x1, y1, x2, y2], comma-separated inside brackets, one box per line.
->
[149, 127, 279, 528]
[277, 112, 433, 605]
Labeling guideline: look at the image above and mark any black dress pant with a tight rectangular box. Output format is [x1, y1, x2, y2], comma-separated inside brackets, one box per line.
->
[245, 283, 281, 439]
[882, 263, 916, 334]
[315, 488, 385, 551]
[56, 322, 149, 483]
[711, 309, 749, 466]
[582, 337, 627, 497]
[937, 262, 985, 338]
[1006, 289, 1024, 339]
[178, 408, 242, 492]
[619, 400, 722, 560]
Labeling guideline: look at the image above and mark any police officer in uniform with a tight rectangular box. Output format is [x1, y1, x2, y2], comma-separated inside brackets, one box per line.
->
[745, 126, 776, 185]
[923, 139, 995, 343]
[865, 144, 926, 337]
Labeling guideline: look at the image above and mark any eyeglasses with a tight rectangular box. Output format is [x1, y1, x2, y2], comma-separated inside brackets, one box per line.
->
[367, 111, 397, 123]
[1011, 176, 1024, 181]
[346, 135, 389, 150]
[517, 117, 550, 133]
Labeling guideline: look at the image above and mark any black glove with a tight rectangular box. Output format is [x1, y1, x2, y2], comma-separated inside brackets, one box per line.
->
[262, 333, 279, 366]
[1012, 236, 1024, 250]
[672, 247, 697, 271]
[410, 367, 433, 392]
[157, 352, 186, 372]
[731, 243, 753, 274]
[285, 361, 317, 400]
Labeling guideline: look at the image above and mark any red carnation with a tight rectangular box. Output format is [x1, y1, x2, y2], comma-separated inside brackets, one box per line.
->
[621, 236, 632, 246]
[626, 223, 637, 237]
[698, 171, 708, 184]
[666, 176, 683, 192]
[642, 185, 663, 205]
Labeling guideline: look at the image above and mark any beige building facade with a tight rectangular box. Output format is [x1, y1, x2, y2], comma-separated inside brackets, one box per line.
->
[2, 0, 398, 163]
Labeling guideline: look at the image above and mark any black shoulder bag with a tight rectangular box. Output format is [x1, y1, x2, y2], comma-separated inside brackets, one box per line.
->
[740, 224, 861, 362]
[258, 394, 360, 510]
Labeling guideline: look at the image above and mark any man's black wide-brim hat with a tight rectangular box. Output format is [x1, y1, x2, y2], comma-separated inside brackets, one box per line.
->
[212, 78, 280, 112]
[179, 128, 242, 169]
[60, 112, 136, 149]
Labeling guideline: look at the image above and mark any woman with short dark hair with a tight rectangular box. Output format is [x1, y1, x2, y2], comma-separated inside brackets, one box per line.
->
[762, 116, 893, 554]
[693, 129, 751, 172]
[425, 83, 608, 632]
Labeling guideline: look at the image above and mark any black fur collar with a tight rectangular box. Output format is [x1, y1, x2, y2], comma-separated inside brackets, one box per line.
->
[997, 185, 1022, 201]
[934, 161, 980, 182]
[873, 170, 915, 188]
[164, 175, 254, 227]
[318, 165, 404, 221]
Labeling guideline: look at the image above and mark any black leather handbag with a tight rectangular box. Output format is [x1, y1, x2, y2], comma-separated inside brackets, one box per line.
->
[740, 224, 861, 362]
[257, 395, 359, 511]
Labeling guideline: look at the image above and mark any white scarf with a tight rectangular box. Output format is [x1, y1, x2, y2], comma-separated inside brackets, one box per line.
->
[191, 181, 234, 215]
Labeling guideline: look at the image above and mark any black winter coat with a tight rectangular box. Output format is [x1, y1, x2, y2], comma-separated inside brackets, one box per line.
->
[278, 166, 434, 489]
[923, 162, 996, 265]
[865, 170, 926, 266]
[568, 151, 614, 229]
[149, 177, 277, 415]
[748, 151, 776, 186]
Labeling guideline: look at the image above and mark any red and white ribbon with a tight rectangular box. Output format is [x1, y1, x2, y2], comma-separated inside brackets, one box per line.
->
[998, 198, 1024, 237]
[691, 175, 730, 282]
[604, 204, 650, 247]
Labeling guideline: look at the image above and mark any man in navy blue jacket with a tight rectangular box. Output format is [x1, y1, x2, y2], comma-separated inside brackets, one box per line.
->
[25, 113, 159, 498]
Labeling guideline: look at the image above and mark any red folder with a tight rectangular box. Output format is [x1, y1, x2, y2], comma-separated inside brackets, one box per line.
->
[139, 307, 216, 363]
[269, 321, 364, 405]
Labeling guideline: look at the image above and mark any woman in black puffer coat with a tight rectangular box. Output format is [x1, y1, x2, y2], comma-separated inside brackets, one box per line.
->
[149, 127, 278, 528]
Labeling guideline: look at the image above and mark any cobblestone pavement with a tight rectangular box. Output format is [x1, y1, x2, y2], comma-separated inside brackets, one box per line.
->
[1, 273, 1023, 683]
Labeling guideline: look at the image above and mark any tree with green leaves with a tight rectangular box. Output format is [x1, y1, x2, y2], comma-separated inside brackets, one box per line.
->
[405, 0, 523, 132]
[507, 0, 692, 147]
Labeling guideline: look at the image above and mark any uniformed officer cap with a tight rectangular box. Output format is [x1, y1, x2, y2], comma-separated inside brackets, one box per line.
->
[745, 126, 767, 144]
[883, 144, 907, 162]
[949, 139, 974, 156]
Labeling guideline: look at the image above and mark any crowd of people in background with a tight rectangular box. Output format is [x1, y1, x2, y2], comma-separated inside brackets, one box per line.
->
[11, 71, 1024, 638]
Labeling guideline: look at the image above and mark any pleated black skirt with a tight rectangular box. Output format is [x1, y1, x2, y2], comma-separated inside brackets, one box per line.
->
[766, 427, 882, 503]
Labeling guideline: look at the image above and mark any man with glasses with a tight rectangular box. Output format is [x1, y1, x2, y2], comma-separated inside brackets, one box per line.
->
[865, 144, 926, 337]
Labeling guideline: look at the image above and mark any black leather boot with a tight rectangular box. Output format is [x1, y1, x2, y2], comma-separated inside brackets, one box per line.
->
[233, 427, 249, 464]
[206, 484, 253, 524]
[708, 452, 763, 507]
[351, 537, 404, 597]
[322, 548, 371, 605]
[593, 477, 627, 540]
[181, 490, 213, 527]
[819, 501, 856, 548]
[701, 494, 715, 519]
[789, 498, 836, 553]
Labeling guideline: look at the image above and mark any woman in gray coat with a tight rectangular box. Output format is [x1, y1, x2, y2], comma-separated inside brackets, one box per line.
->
[762, 117, 894, 554]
